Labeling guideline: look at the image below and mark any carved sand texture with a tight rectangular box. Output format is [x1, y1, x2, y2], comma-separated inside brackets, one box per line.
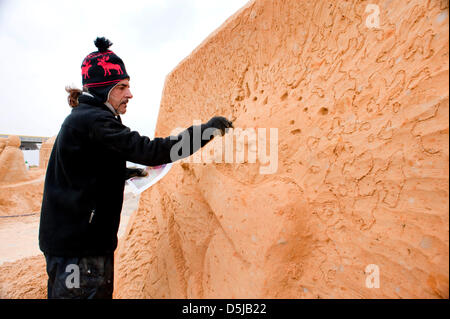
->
[115, 0, 448, 298]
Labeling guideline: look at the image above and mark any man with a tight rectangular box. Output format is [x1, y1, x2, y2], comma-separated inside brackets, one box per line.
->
[39, 37, 233, 299]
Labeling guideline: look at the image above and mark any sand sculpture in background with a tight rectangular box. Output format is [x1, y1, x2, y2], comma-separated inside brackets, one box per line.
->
[0, 136, 30, 184]
[0, 135, 45, 216]
[114, 0, 449, 298]
[39, 136, 56, 170]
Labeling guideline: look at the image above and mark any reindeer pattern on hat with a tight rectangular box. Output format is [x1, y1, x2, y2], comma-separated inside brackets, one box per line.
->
[81, 59, 92, 79]
[97, 55, 123, 76]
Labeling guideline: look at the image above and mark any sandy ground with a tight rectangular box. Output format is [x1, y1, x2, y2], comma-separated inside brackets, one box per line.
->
[0, 185, 140, 266]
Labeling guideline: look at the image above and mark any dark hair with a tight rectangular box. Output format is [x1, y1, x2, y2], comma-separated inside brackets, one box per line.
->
[65, 86, 87, 107]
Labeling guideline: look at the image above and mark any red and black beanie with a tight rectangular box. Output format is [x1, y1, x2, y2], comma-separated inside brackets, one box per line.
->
[81, 37, 129, 102]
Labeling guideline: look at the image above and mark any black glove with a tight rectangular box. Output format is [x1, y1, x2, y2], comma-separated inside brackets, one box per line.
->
[206, 116, 233, 136]
[125, 168, 148, 180]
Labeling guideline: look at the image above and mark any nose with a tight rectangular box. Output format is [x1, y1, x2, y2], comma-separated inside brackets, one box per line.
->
[126, 88, 133, 99]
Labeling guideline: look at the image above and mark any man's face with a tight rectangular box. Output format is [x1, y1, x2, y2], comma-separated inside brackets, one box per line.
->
[108, 79, 133, 114]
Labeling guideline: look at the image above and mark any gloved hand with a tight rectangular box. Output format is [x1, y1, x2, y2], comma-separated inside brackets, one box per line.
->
[125, 168, 148, 180]
[206, 116, 233, 136]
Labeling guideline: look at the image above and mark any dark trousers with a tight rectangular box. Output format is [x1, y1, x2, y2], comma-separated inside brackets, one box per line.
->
[44, 253, 114, 299]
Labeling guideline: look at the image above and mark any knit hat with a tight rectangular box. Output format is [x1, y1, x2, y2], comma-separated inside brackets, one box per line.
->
[81, 37, 129, 102]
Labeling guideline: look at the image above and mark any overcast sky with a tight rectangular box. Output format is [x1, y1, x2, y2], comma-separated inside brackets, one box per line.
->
[0, 0, 248, 138]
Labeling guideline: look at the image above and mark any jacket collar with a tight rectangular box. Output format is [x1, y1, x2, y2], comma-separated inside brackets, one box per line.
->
[78, 92, 105, 107]
[104, 101, 119, 116]
[78, 93, 119, 118]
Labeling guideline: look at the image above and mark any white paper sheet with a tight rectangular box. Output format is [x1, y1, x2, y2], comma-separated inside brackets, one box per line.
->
[126, 163, 173, 195]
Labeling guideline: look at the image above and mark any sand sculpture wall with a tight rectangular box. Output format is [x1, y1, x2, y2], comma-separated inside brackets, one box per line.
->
[114, 0, 449, 298]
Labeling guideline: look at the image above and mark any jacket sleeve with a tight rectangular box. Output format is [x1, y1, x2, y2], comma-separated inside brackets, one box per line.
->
[91, 115, 216, 167]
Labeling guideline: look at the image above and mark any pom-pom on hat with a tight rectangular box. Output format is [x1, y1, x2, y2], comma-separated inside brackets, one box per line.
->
[81, 37, 129, 102]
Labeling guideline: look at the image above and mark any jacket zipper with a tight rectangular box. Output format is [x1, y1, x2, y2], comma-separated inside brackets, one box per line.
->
[89, 209, 95, 224]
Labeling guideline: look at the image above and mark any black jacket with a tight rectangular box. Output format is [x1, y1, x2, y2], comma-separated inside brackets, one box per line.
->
[39, 94, 213, 257]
